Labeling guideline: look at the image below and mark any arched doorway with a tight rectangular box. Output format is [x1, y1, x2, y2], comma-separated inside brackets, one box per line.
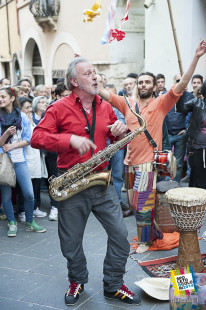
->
[12, 53, 21, 85]
[32, 43, 45, 85]
[52, 43, 74, 84]
[24, 38, 44, 86]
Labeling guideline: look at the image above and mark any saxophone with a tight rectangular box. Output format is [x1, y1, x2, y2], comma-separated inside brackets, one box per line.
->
[49, 110, 146, 201]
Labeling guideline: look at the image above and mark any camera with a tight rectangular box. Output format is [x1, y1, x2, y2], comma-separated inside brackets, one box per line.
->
[144, 0, 155, 9]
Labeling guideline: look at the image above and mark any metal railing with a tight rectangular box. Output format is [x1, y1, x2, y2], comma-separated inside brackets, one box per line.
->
[29, 0, 60, 17]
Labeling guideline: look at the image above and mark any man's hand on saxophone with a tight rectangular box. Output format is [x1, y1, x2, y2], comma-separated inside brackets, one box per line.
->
[70, 135, 97, 156]
[107, 120, 128, 139]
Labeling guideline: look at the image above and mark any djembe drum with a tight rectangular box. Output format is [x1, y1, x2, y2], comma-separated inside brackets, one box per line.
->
[165, 187, 206, 272]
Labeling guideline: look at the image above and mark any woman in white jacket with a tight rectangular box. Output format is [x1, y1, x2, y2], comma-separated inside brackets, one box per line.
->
[18, 96, 47, 221]
[0, 87, 46, 237]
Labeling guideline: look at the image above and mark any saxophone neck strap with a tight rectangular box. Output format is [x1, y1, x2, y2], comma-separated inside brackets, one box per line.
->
[82, 99, 96, 154]
[135, 103, 158, 149]
[123, 95, 158, 150]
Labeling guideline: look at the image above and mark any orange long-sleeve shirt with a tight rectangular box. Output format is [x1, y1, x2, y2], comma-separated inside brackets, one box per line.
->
[109, 86, 182, 166]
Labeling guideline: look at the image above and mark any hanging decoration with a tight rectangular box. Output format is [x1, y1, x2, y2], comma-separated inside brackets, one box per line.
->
[101, 0, 131, 44]
[100, 0, 117, 44]
[83, 0, 102, 23]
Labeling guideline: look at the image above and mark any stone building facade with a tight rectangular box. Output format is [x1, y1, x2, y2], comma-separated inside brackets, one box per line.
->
[0, 0, 145, 90]
[1, 0, 205, 91]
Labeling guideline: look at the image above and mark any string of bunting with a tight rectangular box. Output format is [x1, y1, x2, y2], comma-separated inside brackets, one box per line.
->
[83, 0, 131, 43]
[101, 0, 131, 44]
[100, 0, 117, 44]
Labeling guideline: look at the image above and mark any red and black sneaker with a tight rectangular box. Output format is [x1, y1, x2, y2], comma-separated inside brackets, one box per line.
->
[65, 281, 84, 306]
[104, 284, 141, 305]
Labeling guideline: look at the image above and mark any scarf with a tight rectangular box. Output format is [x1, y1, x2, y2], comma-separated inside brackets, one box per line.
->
[32, 113, 41, 126]
[0, 107, 22, 143]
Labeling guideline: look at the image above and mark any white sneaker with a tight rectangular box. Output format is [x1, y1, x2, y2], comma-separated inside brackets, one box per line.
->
[49, 207, 58, 221]
[33, 208, 47, 218]
[18, 212, 26, 223]
[8, 221, 17, 237]
[121, 185, 127, 192]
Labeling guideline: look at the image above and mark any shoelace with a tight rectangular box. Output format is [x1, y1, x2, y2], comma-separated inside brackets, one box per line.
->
[120, 285, 134, 297]
[9, 225, 16, 231]
[67, 282, 80, 296]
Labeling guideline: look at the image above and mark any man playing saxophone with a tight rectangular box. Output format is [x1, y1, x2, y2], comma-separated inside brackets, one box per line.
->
[30, 57, 141, 306]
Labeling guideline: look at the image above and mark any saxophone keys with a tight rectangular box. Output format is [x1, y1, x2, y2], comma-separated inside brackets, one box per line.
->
[80, 178, 89, 185]
[61, 191, 68, 198]
[71, 183, 78, 189]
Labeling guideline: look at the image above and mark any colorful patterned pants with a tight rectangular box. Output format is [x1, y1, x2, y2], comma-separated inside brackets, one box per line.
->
[125, 163, 163, 246]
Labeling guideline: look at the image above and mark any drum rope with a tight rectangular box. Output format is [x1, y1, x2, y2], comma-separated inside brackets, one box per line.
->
[170, 204, 206, 231]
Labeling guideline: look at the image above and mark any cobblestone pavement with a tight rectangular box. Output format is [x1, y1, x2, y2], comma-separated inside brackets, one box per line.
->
[1, 187, 206, 310]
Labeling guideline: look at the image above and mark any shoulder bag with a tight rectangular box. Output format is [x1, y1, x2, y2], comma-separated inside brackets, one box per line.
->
[0, 153, 16, 187]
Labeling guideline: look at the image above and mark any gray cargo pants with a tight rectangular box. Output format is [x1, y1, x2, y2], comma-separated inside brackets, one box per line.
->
[58, 183, 130, 292]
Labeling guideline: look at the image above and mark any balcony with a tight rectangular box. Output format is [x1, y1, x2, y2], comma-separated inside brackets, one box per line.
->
[29, 0, 60, 32]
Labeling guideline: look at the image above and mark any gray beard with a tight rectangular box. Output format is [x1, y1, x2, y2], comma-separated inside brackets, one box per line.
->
[78, 80, 98, 96]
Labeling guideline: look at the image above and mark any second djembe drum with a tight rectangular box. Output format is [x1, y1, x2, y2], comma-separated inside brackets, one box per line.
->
[165, 187, 206, 272]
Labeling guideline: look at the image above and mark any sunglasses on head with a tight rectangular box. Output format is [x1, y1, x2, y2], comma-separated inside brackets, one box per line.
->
[0, 86, 11, 89]
[0, 86, 15, 95]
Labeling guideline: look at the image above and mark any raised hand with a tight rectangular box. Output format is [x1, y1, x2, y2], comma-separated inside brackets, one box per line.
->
[6, 126, 16, 137]
[196, 40, 206, 58]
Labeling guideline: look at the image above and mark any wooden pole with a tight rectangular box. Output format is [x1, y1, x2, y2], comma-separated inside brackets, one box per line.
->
[167, 0, 184, 75]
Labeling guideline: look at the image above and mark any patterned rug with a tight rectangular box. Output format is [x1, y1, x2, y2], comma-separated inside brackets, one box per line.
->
[136, 254, 206, 278]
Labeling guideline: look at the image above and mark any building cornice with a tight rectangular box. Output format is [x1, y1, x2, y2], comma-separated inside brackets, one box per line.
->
[17, 0, 30, 10]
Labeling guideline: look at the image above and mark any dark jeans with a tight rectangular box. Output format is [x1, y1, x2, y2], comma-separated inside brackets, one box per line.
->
[168, 134, 186, 182]
[58, 183, 130, 292]
[45, 153, 58, 208]
[109, 149, 124, 203]
[189, 148, 206, 188]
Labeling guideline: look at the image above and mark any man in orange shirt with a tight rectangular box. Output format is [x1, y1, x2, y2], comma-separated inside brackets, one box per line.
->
[99, 40, 206, 253]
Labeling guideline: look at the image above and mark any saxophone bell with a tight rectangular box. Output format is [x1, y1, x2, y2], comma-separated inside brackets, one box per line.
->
[49, 170, 112, 201]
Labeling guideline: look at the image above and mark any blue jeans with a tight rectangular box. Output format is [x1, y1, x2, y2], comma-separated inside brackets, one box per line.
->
[0, 161, 34, 223]
[168, 134, 186, 182]
[17, 178, 41, 213]
[109, 149, 124, 202]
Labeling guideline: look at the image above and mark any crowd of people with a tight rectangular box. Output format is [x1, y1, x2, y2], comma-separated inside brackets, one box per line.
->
[0, 40, 206, 306]
[0, 77, 70, 233]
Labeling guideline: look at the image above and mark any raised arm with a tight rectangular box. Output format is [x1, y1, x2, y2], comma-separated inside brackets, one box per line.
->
[98, 85, 111, 102]
[174, 40, 206, 94]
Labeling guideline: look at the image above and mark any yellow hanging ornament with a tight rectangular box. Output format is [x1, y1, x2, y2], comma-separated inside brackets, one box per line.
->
[83, 0, 102, 23]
